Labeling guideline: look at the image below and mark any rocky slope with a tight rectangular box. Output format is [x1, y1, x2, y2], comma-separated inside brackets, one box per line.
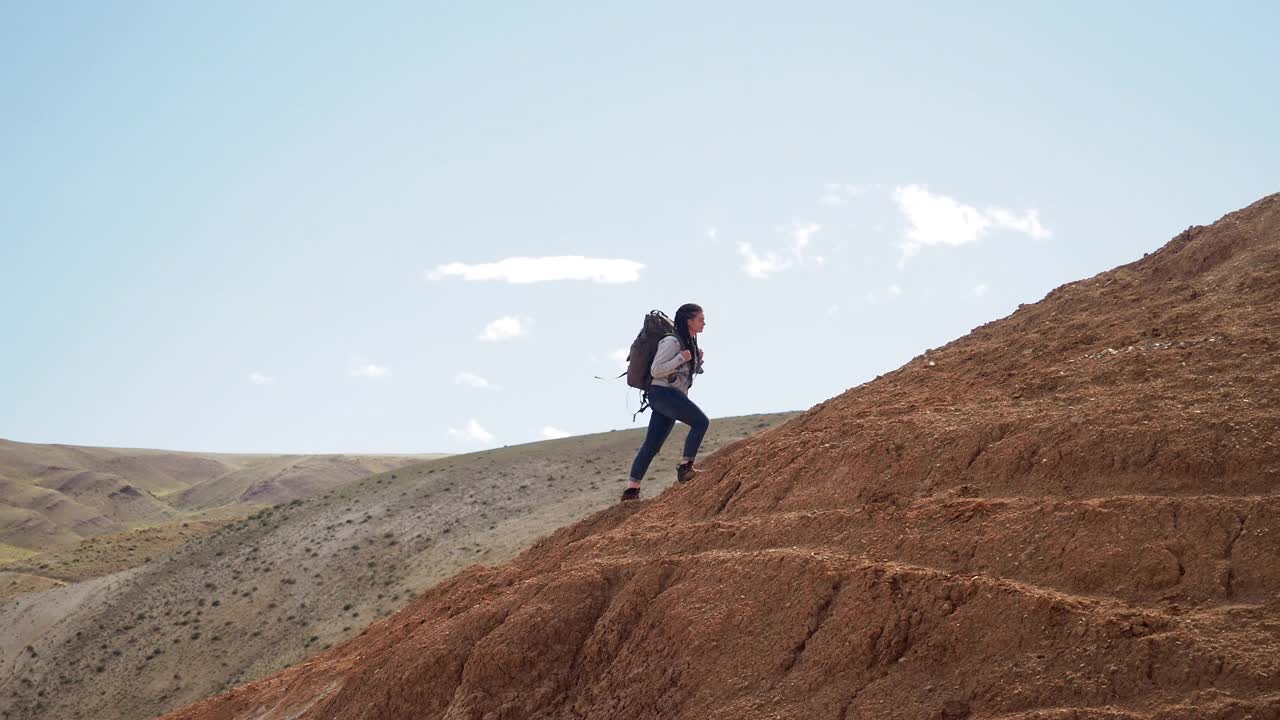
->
[163, 194, 1280, 720]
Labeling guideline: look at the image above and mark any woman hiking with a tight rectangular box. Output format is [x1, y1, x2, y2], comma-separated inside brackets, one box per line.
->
[622, 303, 709, 501]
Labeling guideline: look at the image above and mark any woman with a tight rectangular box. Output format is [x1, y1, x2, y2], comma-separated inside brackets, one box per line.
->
[622, 303, 709, 501]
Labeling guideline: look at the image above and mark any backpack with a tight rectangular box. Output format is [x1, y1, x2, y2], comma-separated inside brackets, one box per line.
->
[625, 310, 676, 389]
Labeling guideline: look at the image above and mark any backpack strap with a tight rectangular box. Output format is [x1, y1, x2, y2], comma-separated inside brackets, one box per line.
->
[671, 333, 698, 388]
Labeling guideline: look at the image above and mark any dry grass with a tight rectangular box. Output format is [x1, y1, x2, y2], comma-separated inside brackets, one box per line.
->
[0, 543, 37, 564]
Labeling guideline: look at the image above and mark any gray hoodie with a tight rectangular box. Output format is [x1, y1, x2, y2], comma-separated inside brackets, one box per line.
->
[649, 335, 702, 394]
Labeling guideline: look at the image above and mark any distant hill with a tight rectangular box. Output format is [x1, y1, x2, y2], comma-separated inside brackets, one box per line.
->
[0, 439, 441, 554]
[0, 412, 795, 720]
[169, 454, 432, 511]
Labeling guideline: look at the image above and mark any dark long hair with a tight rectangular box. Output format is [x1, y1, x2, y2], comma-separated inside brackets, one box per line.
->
[673, 303, 704, 378]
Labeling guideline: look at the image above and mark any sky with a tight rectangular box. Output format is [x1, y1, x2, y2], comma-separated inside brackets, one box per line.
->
[2, 2, 1277, 454]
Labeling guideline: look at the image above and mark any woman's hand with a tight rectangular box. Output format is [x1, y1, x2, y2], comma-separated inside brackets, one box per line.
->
[680, 350, 693, 362]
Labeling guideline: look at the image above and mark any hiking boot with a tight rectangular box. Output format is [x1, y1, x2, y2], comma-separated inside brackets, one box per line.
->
[676, 462, 699, 483]
[620, 487, 641, 502]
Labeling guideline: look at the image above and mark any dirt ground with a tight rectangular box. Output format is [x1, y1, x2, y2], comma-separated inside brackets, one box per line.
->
[160, 194, 1280, 720]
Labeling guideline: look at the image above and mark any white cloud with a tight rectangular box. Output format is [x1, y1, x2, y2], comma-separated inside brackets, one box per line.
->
[826, 304, 840, 317]
[973, 283, 989, 297]
[791, 222, 821, 262]
[819, 182, 869, 206]
[540, 426, 571, 440]
[609, 348, 629, 370]
[448, 418, 495, 443]
[249, 372, 274, 385]
[737, 242, 791, 279]
[352, 364, 391, 378]
[478, 315, 529, 342]
[705, 226, 719, 242]
[866, 291, 880, 305]
[987, 208, 1050, 240]
[888, 284, 903, 296]
[428, 256, 644, 284]
[456, 371, 499, 390]
[892, 184, 1051, 262]
[893, 185, 990, 255]
[736, 222, 822, 278]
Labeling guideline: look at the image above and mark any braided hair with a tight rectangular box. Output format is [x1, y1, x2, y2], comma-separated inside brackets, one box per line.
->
[673, 303, 704, 382]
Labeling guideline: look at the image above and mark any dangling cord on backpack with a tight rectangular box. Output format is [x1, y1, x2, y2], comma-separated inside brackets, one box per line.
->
[632, 390, 651, 422]
[594, 370, 648, 421]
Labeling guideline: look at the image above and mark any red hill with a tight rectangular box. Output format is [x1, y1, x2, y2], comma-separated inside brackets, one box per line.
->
[166, 194, 1280, 720]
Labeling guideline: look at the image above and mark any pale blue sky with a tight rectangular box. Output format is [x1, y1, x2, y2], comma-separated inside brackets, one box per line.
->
[2, 2, 1276, 453]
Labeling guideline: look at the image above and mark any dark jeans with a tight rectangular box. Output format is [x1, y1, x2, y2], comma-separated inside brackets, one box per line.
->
[628, 385, 710, 481]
